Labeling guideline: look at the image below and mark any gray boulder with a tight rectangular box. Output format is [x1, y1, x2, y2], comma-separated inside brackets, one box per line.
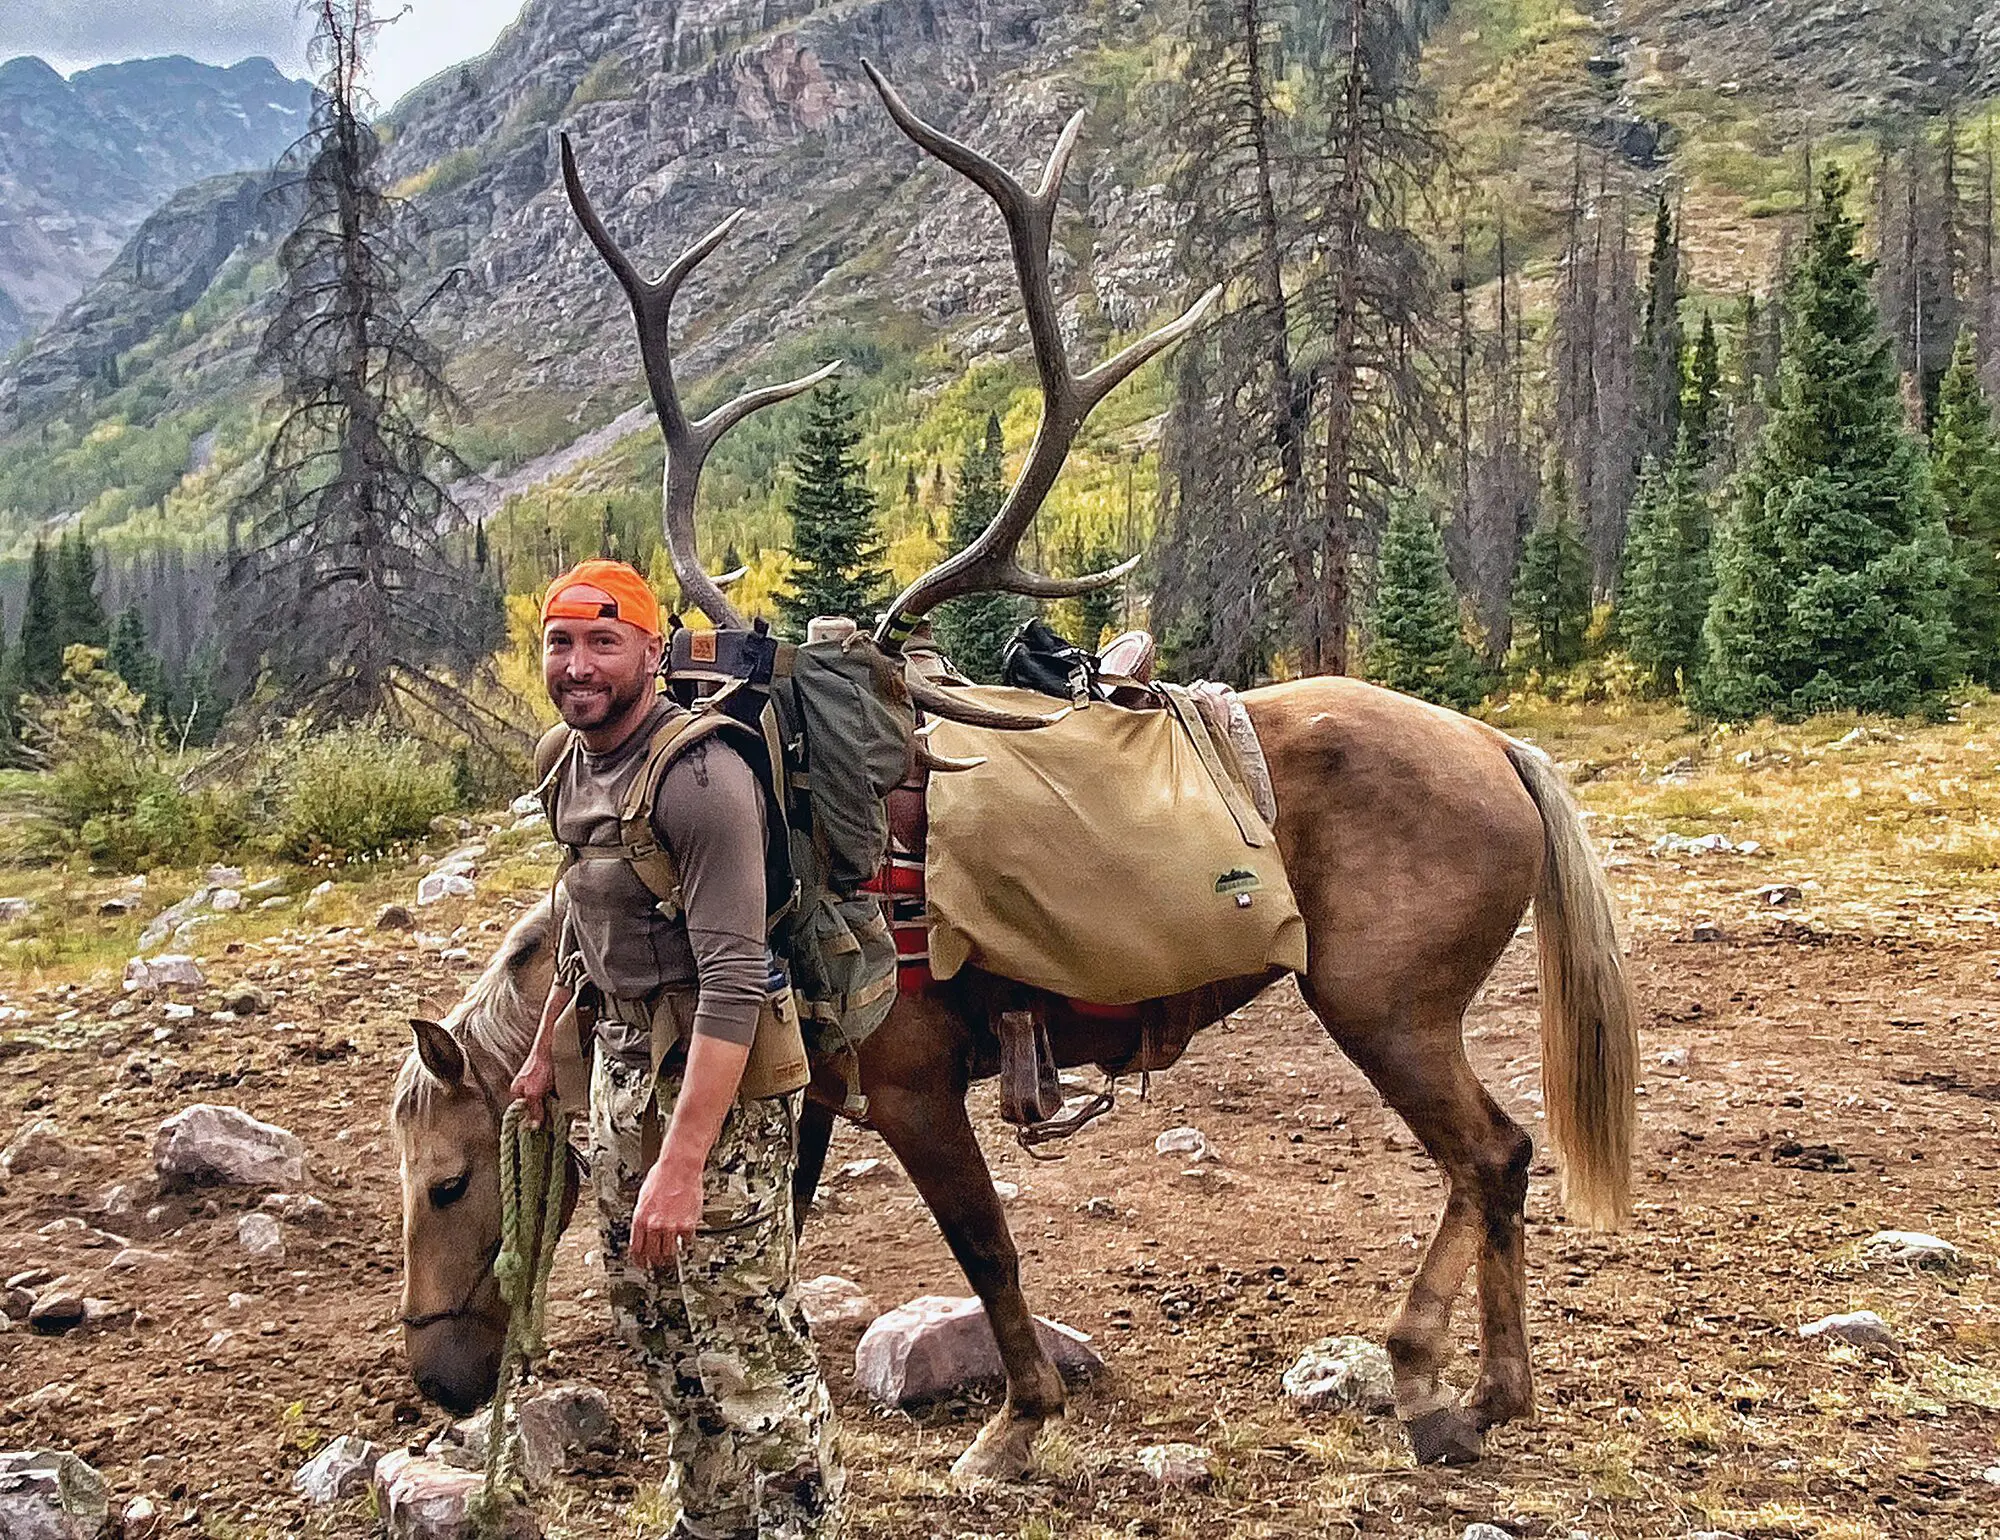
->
[1281, 1335, 1395, 1415]
[1799, 1310, 1899, 1353]
[1861, 1231, 1960, 1270]
[293, 1435, 381, 1505]
[0, 1450, 107, 1540]
[855, 1295, 1101, 1408]
[795, 1275, 878, 1332]
[514, 1384, 618, 1487]
[236, 1213, 284, 1259]
[26, 1288, 85, 1336]
[122, 956, 206, 994]
[371, 1450, 538, 1540]
[0, 1121, 68, 1176]
[154, 1104, 306, 1190]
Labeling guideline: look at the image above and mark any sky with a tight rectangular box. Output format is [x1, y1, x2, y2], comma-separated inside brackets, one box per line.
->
[0, 0, 528, 108]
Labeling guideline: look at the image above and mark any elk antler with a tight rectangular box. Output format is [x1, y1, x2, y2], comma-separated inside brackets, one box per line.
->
[560, 134, 839, 629]
[862, 62, 1221, 651]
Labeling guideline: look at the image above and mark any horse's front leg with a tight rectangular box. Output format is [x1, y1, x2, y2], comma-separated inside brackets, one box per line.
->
[792, 1093, 836, 1237]
[865, 1066, 1062, 1481]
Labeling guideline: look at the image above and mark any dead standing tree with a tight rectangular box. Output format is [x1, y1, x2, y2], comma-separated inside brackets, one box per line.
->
[227, 0, 505, 733]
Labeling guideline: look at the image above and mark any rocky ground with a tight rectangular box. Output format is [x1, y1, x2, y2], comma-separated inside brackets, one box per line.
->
[2, 825, 1999, 1539]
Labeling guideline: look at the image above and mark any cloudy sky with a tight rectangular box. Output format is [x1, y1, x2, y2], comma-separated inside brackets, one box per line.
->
[0, 1, 528, 107]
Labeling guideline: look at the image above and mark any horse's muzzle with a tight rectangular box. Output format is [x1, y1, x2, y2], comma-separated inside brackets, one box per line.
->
[406, 1318, 504, 1415]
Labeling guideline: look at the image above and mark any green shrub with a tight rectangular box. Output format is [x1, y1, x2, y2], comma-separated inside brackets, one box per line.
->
[273, 725, 461, 864]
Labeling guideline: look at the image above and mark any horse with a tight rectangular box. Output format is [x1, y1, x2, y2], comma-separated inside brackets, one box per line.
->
[391, 674, 1637, 1475]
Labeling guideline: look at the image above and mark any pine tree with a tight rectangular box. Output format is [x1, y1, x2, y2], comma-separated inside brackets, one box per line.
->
[1682, 312, 1723, 465]
[1932, 326, 2000, 686]
[55, 532, 107, 651]
[1637, 193, 1685, 470]
[16, 541, 63, 694]
[107, 606, 163, 709]
[933, 413, 1021, 681]
[1512, 462, 1592, 670]
[1367, 496, 1487, 710]
[778, 382, 889, 635]
[1618, 433, 1714, 695]
[1701, 166, 1959, 720]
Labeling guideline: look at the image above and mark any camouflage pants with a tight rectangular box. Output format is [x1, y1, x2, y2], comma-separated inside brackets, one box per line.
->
[589, 1050, 843, 1539]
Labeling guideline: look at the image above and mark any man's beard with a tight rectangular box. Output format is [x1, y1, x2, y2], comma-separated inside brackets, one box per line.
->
[556, 674, 646, 729]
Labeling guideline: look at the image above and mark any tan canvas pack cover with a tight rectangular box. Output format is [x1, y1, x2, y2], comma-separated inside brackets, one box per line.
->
[923, 686, 1308, 1004]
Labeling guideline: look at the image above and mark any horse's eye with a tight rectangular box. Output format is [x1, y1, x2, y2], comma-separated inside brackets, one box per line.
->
[428, 1172, 470, 1208]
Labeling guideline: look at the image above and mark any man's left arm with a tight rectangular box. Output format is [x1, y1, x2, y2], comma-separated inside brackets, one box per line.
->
[628, 740, 769, 1268]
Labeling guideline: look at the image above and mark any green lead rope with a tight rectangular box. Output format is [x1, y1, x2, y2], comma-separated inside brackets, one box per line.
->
[472, 1099, 569, 1534]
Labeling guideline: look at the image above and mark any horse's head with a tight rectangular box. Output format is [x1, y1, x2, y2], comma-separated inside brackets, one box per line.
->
[389, 905, 554, 1413]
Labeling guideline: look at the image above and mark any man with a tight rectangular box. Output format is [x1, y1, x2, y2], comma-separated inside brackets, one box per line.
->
[510, 558, 841, 1539]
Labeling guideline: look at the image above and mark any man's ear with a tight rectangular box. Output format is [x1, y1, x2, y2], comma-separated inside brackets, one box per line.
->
[410, 1018, 466, 1085]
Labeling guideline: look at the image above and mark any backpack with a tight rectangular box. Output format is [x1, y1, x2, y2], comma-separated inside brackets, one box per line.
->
[1001, 617, 1099, 705]
[536, 626, 912, 1103]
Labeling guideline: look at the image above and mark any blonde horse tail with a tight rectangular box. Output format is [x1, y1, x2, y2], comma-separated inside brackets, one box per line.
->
[1504, 739, 1638, 1231]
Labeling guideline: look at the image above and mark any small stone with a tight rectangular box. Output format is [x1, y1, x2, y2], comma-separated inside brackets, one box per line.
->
[1657, 1046, 1689, 1068]
[106, 1250, 169, 1274]
[1690, 921, 1725, 942]
[372, 1450, 539, 1539]
[1281, 1335, 1395, 1415]
[855, 1295, 1101, 1408]
[1154, 1126, 1211, 1161]
[28, 1288, 87, 1334]
[262, 1193, 331, 1229]
[221, 984, 271, 1016]
[1861, 1231, 1960, 1270]
[795, 1275, 878, 1331]
[1, 1119, 69, 1175]
[1462, 1527, 1514, 1540]
[375, 904, 417, 933]
[98, 896, 138, 917]
[440, 948, 471, 964]
[1799, 1310, 1899, 1353]
[210, 890, 243, 912]
[119, 1494, 160, 1540]
[837, 1158, 889, 1184]
[245, 878, 285, 897]
[258, 897, 289, 911]
[7, 1269, 56, 1290]
[416, 872, 475, 907]
[1135, 1443, 1211, 1487]
[162, 1003, 194, 1021]
[100, 1183, 142, 1220]
[509, 793, 543, 818]
[154, 1104, 307, 1190]
[1080, 1197, 1118, 1218]
[992, 1180, 1020, 1202]
[514, 1383, 618, 1487]
[82, 1299, 132, 1329]
[0, 1450, 108, 1539]
[0, 898, 34, 923]
[294, 1434, 382, 1505]
[1754, 883, 1803, 907]
[1685, 1533, 1747, 1540]
[3, 1287, 34, 1320]
[237, 1213, 285, 1259]
[123, 955, 206, 994]
[206, 866, 245, 886]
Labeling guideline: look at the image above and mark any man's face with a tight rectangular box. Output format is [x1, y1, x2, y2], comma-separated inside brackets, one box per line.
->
[542, 615, 662, 730]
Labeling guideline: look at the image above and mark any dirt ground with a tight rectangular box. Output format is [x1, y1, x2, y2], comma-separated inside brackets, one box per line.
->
[3, 879, 2000, 1540]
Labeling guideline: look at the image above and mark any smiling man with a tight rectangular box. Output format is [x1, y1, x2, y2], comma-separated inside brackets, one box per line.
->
[511, 558, 840, 1540]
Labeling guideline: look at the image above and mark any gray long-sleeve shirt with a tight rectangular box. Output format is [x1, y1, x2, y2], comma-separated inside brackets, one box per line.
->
[550, 700, 768, 1049]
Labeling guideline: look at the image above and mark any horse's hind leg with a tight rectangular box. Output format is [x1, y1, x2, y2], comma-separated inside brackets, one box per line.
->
[867, 1075, 1063, 1482]
[1304, 986, 1534, 1464]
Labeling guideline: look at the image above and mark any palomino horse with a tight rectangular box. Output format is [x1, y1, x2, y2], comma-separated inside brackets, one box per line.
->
[392, 677, 1635, 1472]
[392, 67, 1636, 1477]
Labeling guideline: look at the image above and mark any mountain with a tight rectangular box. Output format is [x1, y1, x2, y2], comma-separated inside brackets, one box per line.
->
[0, 54, 313, 354]
[3, 0, 1998, 560]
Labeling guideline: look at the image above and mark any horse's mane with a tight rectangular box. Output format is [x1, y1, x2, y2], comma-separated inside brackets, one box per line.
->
[391, 897, 553, 1122]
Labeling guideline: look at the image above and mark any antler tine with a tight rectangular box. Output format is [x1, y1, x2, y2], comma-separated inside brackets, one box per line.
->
[860, 66, 1215, 647]
[562, 133, 843, 630]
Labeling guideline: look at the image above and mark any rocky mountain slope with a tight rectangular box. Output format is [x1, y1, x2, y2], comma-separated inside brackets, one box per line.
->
[4, 0, 1999, 544]
[0, 54, 312, 354]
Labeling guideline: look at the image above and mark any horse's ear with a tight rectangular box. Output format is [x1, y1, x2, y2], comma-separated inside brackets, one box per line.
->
[410, 1018, 466, 1085]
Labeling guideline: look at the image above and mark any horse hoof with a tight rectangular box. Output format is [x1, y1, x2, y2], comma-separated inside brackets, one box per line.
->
[1407, 1407, 1484, 1466]
[950, 1414, 1041, 1483]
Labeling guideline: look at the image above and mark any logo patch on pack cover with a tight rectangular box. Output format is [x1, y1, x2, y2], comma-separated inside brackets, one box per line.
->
[689, 632, 717, 663]
[1214, 868, 1263, 897]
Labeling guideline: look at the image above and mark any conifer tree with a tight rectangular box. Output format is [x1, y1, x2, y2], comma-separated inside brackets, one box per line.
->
[933, 413, 1020, 681]
[1618, 433, 1713, 695]
[1638, 193, 1685, 470]
[1701, 167, 1958, 719]
[107, 606, 163, 709]
[1932, 326, 2000, 685]
[16, 541, 63, 694]
[1367, 496, 1487, 710]
[778, 382, 889, 635]
[1682, 312, 1722, 465]
[1512, 462, 1592, 670]
[55, 532, 107, 650]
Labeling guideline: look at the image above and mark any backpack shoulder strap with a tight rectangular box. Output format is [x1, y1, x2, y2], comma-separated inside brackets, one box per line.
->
[614, 710, 760, 911]
[533, 723, 582, 884]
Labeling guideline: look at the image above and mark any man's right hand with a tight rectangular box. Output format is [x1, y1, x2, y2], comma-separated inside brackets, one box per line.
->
[510, 1045, 558, 1129]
